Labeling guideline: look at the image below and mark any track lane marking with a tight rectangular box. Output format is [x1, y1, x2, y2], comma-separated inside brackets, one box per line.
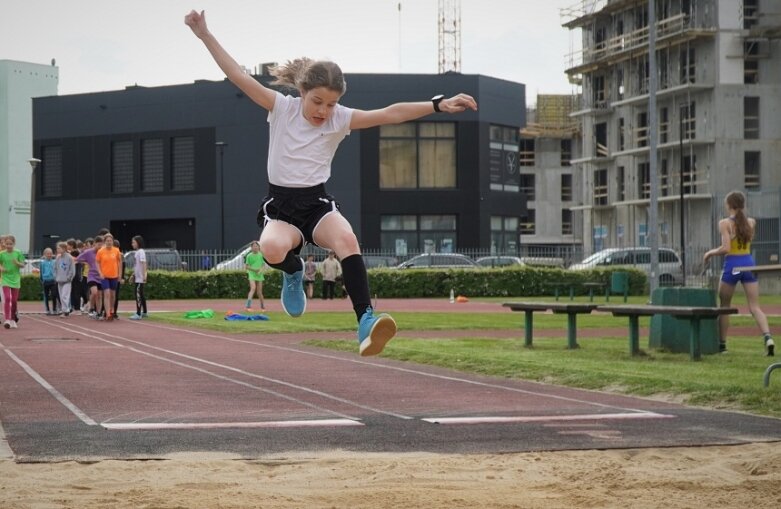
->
[136, 321, 664, 416]
[26, 317, 410, 421]
[422, 412, 675, 425]
[102, 419, 362, 430]
[3, 348, 97, 426]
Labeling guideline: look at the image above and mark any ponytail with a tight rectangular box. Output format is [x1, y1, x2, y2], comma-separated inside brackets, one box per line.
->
[725, 191, 753, 247]
[269, 58, 346, 95]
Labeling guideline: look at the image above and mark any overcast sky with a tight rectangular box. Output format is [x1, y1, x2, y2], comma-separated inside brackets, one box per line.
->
[1, 0, 581, 105]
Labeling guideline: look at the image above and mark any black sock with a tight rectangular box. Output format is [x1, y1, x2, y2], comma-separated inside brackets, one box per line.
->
[341, 254, 372, 321]
[266, 251, 303, 274]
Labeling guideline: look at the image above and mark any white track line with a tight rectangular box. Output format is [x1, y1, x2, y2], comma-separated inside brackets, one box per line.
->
[422, 412, 674, 425]
[137, 321, 662, 416]
[27, 317, 410, 421]
[102, 419, 362, 430]
[3, 349, 97, 426]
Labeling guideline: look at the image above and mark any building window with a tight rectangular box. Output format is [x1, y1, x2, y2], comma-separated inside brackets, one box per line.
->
[744, 0, 759, 29]
[616, 67, 625, 99]
[638, 161, 650, 199]
[519, 138, 535, 166]
[489, 125, 520, 192]
[595, 122, 608, 157]
[380, 122, 456, 189]
[660, 159, 669, 196]
[560, 139, 572, 166]
[744, 42, 759, 84]
[491, 216, 519, 253]
[141, 139, 164, 193]
[745, 151, 760, 189]
[380, 214, 457, 253]
[593, 74, 606, 107]
[636, 111, 648, 147]
[681, 102, 696, 140]
[617, 117, 625, 151]
[520, 209, 536, 235]
[111, 140, 134, 194]
[680, 47, 695, 84]
[637, 54, 649, 94]
[41, 145, 63, 198]
[659, 48, 669, 89]
[520, 174, 536, 201]
[744, 97, 760, 139]
[171, 136, 195, 191]
[561, 174, 573, 201]
[660, 107, 669, 143]
[683, 154, 696, 194]
[617, 166, 625, 201]
[594, 168, 608, 206]
[561, 209, 573, 235]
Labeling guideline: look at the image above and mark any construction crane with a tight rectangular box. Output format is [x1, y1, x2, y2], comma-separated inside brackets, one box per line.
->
[438, 0, 461, 73]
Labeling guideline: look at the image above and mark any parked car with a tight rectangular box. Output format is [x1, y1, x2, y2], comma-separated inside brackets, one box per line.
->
[363, 255, 399, 269]
[213, 244, 252, 271]
[569, 247, 683, 286]
[395, 253, 481, 269]
[124, 249, 186, 272]
[20, 259, 41, 275]
[475, 255, 524, 268]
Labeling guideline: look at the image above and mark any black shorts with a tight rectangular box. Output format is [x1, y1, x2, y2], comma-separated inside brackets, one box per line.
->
[257, 184, 341, 250]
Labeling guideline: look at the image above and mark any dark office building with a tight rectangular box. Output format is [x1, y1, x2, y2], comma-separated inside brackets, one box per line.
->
[31, 73, 525, 253]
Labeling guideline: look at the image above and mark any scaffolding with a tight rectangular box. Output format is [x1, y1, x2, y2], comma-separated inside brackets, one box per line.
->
[521, 95, 580, 138]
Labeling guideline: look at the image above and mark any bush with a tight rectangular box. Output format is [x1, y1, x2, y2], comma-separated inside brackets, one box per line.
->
[19, 267, 646, 301]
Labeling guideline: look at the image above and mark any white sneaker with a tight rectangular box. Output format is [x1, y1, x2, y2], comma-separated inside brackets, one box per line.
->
[10, 321, 18, 329]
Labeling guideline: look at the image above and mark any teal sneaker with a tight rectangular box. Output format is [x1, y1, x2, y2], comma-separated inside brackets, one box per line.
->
[358, 307, 397, 356]
[129, 313, 142, 320]
[281, 258, 306, 317]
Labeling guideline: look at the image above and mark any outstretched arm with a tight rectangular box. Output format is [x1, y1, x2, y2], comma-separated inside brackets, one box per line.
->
[185, 10, 276, 111]
[350, 93, 477, 130]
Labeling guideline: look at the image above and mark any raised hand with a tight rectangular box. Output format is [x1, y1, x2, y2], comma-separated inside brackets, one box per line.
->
[184, 9, 209, 39]
[440, 93, 478, 113]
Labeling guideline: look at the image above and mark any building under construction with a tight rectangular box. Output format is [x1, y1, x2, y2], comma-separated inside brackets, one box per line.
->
[515, 95, 581, 257]
[561, 0, 781, 273]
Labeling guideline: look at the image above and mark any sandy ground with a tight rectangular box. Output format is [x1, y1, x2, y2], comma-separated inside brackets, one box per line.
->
[1, 443, 780, 508]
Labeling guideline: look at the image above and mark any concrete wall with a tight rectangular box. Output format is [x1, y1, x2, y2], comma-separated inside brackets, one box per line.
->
[0, 60, 58, 252]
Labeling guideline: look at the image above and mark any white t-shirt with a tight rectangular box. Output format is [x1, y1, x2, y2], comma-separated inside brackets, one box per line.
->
[267, 92, 354, 187]
[133, 249, 146, 283]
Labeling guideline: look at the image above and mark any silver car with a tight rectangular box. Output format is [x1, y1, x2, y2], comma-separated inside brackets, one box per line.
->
[569, 247, 683, 286]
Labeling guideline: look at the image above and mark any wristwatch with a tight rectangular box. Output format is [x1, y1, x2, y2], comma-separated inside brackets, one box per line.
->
[431, 94, 445, 112]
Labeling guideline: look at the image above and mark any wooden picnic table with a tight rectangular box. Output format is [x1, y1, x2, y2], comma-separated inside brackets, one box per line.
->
[503, 302, 600, 349]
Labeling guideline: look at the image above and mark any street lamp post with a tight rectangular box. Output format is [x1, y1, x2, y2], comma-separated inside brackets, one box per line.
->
[27, 158, 41, 254]
[215, 142, 228, 250]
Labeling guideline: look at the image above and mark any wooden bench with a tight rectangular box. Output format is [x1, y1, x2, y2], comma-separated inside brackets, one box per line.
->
[546, 282, 576, 301]
[582, 282, 607, 302]
[733, 264, 781, 276]
[503, 302, 599, 349]
[598, 305, 738, 360]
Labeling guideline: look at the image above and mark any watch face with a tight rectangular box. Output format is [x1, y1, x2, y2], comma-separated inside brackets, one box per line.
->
[432, 94, 444, 101]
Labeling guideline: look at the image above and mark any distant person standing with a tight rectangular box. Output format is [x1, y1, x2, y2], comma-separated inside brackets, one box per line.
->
[39, 247, 59, 315]
[129, 235, 148, 320]
[303, 254, 317, 299]
[112, 239, 125, 318]
[244, 241, 266, 312]
[320, 251, 341, 300]
[0, 235, 25, 329]
[96, 233, 122, 321]
[54, 242, 75, 317]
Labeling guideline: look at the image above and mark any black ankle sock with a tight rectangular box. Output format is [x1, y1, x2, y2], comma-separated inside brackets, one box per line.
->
[341, 254, 372, 321]
[266, 251, 302, 274]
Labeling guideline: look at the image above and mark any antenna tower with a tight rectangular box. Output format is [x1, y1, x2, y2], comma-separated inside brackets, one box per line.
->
[438, 0, 461, 73]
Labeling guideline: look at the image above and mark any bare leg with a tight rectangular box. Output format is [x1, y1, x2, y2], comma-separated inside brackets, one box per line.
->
[743, 281, 770, 334]
[718, 280, 736, 346]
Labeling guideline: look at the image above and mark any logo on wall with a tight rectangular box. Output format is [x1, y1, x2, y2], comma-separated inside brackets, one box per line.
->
[505, 152, 517, 175]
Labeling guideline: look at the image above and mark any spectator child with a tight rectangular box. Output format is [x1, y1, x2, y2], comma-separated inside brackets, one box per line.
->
[303, 254, 317, 299]
[320, 251, 341, 300]
[96, 233, 122, 321]
[77, 236, 103, 318]
[39, 247, 59, 315]
[54, 242, 76, 317]
[129, 235, 148, 320]
[0, 235, 25, 329]
[113, 239, 125, 318]
[244, 241, 266, 311]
